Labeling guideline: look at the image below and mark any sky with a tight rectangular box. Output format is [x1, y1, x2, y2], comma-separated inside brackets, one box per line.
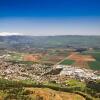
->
[0, 0, 100, 36]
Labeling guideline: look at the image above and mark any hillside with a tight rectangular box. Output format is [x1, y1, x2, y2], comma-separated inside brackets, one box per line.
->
[25, 88, 85, 100]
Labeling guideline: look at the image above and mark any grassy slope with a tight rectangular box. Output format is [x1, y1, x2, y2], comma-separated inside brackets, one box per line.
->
[0, 79, 85, 100]
[25, 88, 85, 100]
[0, 79, 99, 100]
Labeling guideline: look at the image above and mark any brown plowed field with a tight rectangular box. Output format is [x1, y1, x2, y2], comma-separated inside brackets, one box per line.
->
[67, 53, 95, 68]
[68, 53, 95, 62]
[23, 54, 41, 62]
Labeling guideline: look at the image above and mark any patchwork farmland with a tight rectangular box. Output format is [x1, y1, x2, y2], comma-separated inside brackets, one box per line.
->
[82, 51, 100, 70]
[60, 52, 100, 70]
[5, 50, 100, 70]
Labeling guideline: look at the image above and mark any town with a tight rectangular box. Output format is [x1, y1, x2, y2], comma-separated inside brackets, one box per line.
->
[0, 48, 100, 83]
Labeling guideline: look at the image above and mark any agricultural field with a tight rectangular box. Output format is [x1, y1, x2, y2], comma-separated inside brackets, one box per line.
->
[5, 50, 100, 70]
[60, 59, 74, 65]
[6, 50, 70, 65]
[60, 51, 100, 70]
[40, 50, 70, 64]
[82, 51, 100, 70]
[7, 52, 25, 61]
[41, 55, 67, 64]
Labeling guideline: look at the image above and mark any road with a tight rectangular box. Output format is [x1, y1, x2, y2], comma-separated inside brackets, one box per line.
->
[53, 52, 78, 68]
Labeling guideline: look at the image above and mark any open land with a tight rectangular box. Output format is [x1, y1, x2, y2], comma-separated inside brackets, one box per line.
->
[0, 35, 100, 100]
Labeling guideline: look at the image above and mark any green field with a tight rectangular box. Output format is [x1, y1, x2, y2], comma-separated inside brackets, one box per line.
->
[60, 59, 75, 65]
[8, 53, 23, 61]
[88, 53, 100, 70]
[60, 51, 100, 70]
[82, 51, 100, 70]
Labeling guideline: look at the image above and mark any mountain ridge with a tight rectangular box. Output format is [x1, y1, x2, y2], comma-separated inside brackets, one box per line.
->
[0, 35, 100, 49]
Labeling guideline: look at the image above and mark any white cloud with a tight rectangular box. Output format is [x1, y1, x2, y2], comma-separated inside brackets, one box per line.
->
[0, 32, 23, 36]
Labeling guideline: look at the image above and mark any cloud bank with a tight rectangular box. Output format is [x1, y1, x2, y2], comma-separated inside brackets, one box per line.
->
[0, 32, 23, 36]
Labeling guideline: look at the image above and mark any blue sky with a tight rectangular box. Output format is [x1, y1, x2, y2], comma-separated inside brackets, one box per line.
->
[0, 0, 100, 36]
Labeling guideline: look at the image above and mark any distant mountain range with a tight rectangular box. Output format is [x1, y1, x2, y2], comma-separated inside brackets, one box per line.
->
[0, 35, 100, 49]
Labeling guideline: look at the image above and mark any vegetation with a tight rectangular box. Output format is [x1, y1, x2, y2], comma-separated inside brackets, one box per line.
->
[65, 79, 86, 91]
[0, 78, 100, 100]
[0, 79, 100, 100]
[60, 59, 74, 65]
[88, 61, 100, 70]
[0, 79, 76, 99]
[82, 51, 100, 70]
[0, 79, 34, 100]
[8, 53, 23, 61]
[88, 53, 100, 70]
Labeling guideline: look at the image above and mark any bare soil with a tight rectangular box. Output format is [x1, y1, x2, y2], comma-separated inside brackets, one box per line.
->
[25, 88, 85, 100]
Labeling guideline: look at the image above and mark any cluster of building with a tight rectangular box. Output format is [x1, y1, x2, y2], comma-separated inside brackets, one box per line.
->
[0, 54, 100, 84]
[0, 60, 52, 81]
[56, 65, 100, 81]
